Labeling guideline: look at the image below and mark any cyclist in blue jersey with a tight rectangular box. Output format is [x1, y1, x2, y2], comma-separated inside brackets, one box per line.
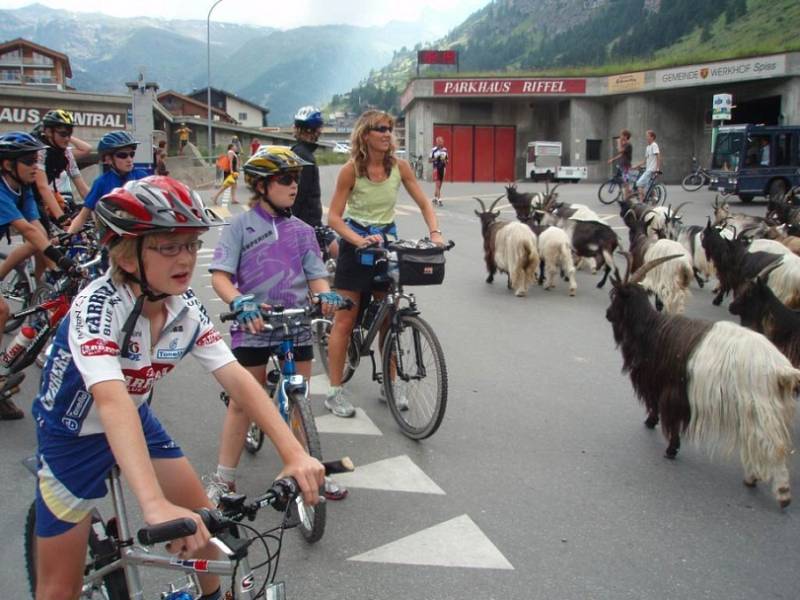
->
[0, 132, 78, 419]
[30, 176, 323, 600]
[67, 130, 150, 234]
[204, 146, 349, 503]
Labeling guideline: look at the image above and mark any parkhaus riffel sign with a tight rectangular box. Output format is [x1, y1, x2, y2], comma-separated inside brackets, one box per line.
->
[0, 106, 126, 128]
[433, 78, 586, 96]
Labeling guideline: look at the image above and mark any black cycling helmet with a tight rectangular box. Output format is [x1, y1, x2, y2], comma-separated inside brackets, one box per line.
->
[41, 109, 74, 128]
[98, 130, 139, 153]
[0, 132, 48, 160]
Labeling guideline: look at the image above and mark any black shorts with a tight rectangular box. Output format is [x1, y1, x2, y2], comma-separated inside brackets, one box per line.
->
[435, 164, 446, 180]
[333, 239, 391, 293]
[232, 344, 314, 368]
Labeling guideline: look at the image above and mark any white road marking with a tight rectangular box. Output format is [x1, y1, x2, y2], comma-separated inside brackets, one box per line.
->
[315, 407, 382, 436]
[348, 514, 514, 570]
[334, 455, 445, 495]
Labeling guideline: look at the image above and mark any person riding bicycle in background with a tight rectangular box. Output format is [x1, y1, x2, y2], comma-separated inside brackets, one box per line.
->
[67, 130, 150, 234]
[429, 135, 448, 206]
[0, 132, 79, 420]
[607, 128, 633, 197]
[30, 176, 323, 600]
[325, 109, 443, 418]
[205, 146, 349, 503]
[633, 129, 662, 202]
[0, 110, 89, 288]
[291, 105, 338, 259]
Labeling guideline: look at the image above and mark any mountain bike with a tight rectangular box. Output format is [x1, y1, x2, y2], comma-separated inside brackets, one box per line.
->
[315, 239, 453, 440]
[0, 249, 34, 334]
[24, 460, 352, 599]
[680, 156, 711, 192]
[641, 170, 667, 205]
[219, 302, 336, 543]
[599, 165, 666, 205]
[597, 165, 629, 205]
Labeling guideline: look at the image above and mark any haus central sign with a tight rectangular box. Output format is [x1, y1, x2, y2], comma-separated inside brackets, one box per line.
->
[0, 106, 126, 128]
[433, 78, 586, 96]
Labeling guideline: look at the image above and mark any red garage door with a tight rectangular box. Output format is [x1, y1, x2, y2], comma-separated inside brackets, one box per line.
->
[432, 124, 516, 182]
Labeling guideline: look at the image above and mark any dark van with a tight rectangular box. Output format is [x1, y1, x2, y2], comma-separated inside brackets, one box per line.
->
[709, 124, 800, 203]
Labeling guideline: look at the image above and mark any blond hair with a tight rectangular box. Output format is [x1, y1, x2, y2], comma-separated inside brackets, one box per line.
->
[349, 110, 396, 178]
[108, 236, 139, 285]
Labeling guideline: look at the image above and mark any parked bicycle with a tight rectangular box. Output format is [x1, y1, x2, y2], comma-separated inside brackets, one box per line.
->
[680, 156, 711, 192]
[316, 239, 453, 440]
[219, 301, 342, 543]
[410, 154, 424, 179]
[25, 459, 352, 599]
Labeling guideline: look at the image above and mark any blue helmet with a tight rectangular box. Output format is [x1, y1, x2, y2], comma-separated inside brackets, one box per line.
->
[98, 130, 139, 153]
[294, 106, 324, 129]
[0, 131, 48, 159]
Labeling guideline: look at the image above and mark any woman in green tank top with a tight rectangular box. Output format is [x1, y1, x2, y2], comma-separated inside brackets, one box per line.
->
[324, 110, 443, 418]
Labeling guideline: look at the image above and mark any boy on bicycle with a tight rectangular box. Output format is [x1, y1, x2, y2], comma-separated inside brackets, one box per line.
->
[608, 128, 632, 197]
[204, 146, 349, 503]
[30, 176, 323, 600]
[634, 129, 662, 202]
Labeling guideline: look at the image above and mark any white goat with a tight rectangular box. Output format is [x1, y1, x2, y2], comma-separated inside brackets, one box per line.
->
[494, 222, 539, 297]
[537, 226, 577, 296]
[641, 239, 694, 313]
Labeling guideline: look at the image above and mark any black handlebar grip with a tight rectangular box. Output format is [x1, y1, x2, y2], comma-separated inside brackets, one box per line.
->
[137, 517, 197, 545]
[220, 311, 236, 322]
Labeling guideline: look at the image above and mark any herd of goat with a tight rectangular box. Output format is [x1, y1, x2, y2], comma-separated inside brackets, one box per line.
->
[475, 183, 800, 509]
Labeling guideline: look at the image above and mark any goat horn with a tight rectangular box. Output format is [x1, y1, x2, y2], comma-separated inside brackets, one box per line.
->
[673, 201, 690, 217]
[617, 250, 634, 284]
[629, 254, 684, 285]
[474, 197, 487, 212]
[550, 183, 561, 196]
[755, 257, 783, 282]
[489, 195, 505, 212]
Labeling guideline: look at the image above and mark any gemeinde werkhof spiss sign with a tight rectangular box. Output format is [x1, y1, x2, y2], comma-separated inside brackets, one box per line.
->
[434, 79, 586, 96]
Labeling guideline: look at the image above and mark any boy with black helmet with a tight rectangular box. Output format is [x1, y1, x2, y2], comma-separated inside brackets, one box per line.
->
[67, 130, 149, 233]
[31, 175, 323, 600]
[0, 132, 78, 419]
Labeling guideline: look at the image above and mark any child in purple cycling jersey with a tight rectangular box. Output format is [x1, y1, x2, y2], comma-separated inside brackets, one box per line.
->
[30, 176, 323, 600]
[205, 146, 349, 503]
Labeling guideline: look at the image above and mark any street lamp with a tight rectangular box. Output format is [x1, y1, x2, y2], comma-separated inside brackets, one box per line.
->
[207, 0, 224, 160]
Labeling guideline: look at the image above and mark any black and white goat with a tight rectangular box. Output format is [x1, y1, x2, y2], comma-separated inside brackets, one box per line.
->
[605, 252, 800, 508]
[475, 197, 539, 296]
[712, 196, 769, 239]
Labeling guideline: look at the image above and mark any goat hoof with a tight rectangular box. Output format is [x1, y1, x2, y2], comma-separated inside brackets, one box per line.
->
[664, 449, 678, 460]
[644, 416, 659, 429]
[569, 290, 576, 297]
[743, 477, 758, 488]
[712, 297, 722, 306]
[780, 498, 792, 509]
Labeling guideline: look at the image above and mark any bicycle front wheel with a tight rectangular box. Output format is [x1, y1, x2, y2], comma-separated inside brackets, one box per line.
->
[382, 314, 448, 440]
[315, 321, 359, 384]
[288, 391, 326, 543]
[0, 252, 31, 334]
[597, 181, 620, 205]
[681, 172, 704, 192]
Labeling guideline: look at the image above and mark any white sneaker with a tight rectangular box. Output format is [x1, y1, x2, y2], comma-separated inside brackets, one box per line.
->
[325, 388, 356, 418]
[203, 473, 235, 506]
[379, 384, 409, 411]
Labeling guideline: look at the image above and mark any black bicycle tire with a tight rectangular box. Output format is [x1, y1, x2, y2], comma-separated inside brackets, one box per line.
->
[24, 501, 129, 599]
[314, 320, 358, 383]
[244, 421, 265, 454]
[314, 320, 331, 378]
[655, 183, 668, 205]
[681, 172, 704, 192]
[287, 391, 326, 543]
[341, 335, 358, 384]
[382, 314, 448, 440]
[0, 252, 31, 334]
[597, 181, 620, 205]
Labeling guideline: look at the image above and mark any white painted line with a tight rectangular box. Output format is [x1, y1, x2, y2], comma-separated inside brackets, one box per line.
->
[309, 373, 329, 396]
[315, 407, 382, 436]
[348, 514, 514, 570]
[334, 455, 445, 495]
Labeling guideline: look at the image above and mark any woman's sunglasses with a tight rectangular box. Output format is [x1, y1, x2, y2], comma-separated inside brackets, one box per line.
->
[271, 172, 301, 186]
[370, 125, 393, 134]
[114, 151, 136, 159]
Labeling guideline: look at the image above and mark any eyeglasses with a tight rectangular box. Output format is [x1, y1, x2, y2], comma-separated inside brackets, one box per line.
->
[16, 154, 38, 166]
[146, 239, 204, 257]
[371, 125, 393, 134]
[271, 172, 300, 186]
[114, 151, 136, 159]
[53, 129, 73, 138]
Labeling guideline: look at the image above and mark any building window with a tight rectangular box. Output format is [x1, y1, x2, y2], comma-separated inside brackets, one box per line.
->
[586, 139, 602, 162]
[238, 112, 248, 121]
[31, 52, 54, 66]
[0, 49, 21, 62]
[0, 69, 20, 81]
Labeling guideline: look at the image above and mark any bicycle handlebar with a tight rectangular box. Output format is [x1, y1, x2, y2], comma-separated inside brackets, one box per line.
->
[219, 295, 354, 324]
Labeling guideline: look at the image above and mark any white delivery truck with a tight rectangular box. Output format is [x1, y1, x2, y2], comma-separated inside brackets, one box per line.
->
[525, 141, 587, 183]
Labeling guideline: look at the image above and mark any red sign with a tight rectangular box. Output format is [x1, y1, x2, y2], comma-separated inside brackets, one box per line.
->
[418, 50, 458, 66]
[433, 79, 586, 96]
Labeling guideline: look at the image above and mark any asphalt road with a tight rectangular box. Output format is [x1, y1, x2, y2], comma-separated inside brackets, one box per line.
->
[1, 170, 798, 599]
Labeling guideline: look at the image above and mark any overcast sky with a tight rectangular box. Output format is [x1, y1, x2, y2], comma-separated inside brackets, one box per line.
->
[6, 0, 490, 34]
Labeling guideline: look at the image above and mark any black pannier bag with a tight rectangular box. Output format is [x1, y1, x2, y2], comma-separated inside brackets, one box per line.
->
[395, 245, 446, 286]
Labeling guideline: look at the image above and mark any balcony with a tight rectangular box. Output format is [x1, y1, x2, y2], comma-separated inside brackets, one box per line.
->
[0, 56, 55, 68]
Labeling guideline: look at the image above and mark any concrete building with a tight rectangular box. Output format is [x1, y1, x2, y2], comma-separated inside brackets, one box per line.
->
[400, 52, 800, 183]
[187, 87, 269, 129]
[0, 38, 72, 91]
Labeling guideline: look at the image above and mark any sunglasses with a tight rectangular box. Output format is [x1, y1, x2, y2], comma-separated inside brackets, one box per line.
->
[114, 151, 136, 159]
[371, 125, 393, 134]
[146, 239, 204, 257]
[16, 154, 39, 166]
[271, 172, 300, 186]
[53, 129, 73, 138]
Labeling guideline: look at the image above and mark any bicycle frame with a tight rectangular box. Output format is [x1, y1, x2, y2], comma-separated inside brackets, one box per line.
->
[83, 467, 280, 600]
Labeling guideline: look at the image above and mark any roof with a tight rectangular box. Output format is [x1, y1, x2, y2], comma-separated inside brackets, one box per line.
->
[0, 37, 72, 78]
[188, 87, 270, 115]
[157, 90, 235, 123]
